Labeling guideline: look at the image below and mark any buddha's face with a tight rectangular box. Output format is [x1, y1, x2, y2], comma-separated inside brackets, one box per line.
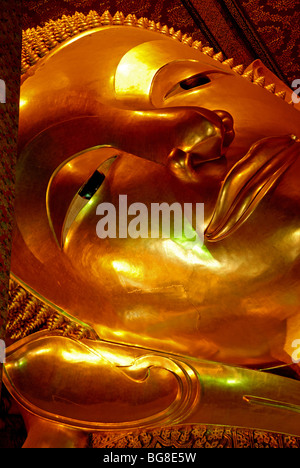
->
[13, 25, 300, 367]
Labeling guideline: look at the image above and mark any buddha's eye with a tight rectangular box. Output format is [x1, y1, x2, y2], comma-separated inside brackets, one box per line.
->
[62, 155, 117, 246]
[164, 73, 211, 99]
[180, 74, 211, 90]
[78, 170, 106, 200]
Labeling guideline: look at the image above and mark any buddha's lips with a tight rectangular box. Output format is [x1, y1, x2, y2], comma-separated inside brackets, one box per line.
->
[205, 135, 300, 242]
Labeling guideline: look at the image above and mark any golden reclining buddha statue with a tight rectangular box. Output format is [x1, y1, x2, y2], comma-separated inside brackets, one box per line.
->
[3, 9, 300, 448]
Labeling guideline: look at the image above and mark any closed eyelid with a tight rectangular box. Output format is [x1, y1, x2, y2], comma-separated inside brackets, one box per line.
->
[47, 147, 121, 250]
[150, 61, 230, 106]
[164, 73, 212, 100]
[61, 155, 118, 247]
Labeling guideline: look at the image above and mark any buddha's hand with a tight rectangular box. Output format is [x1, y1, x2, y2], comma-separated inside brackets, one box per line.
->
[205, 134, 300, 241]
[3, 331, 199, 429]
[3, 331, 300, 439]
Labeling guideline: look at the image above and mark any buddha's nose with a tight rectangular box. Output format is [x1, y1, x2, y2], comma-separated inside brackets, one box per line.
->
[213, 110, 235, 148]
[113, 106, 234, 165]
[173, 106, 235, 164]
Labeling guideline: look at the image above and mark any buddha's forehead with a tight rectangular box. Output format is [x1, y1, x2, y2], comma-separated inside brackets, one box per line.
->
[20, 26, 230, 109]
[19, 24, 300, 155]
